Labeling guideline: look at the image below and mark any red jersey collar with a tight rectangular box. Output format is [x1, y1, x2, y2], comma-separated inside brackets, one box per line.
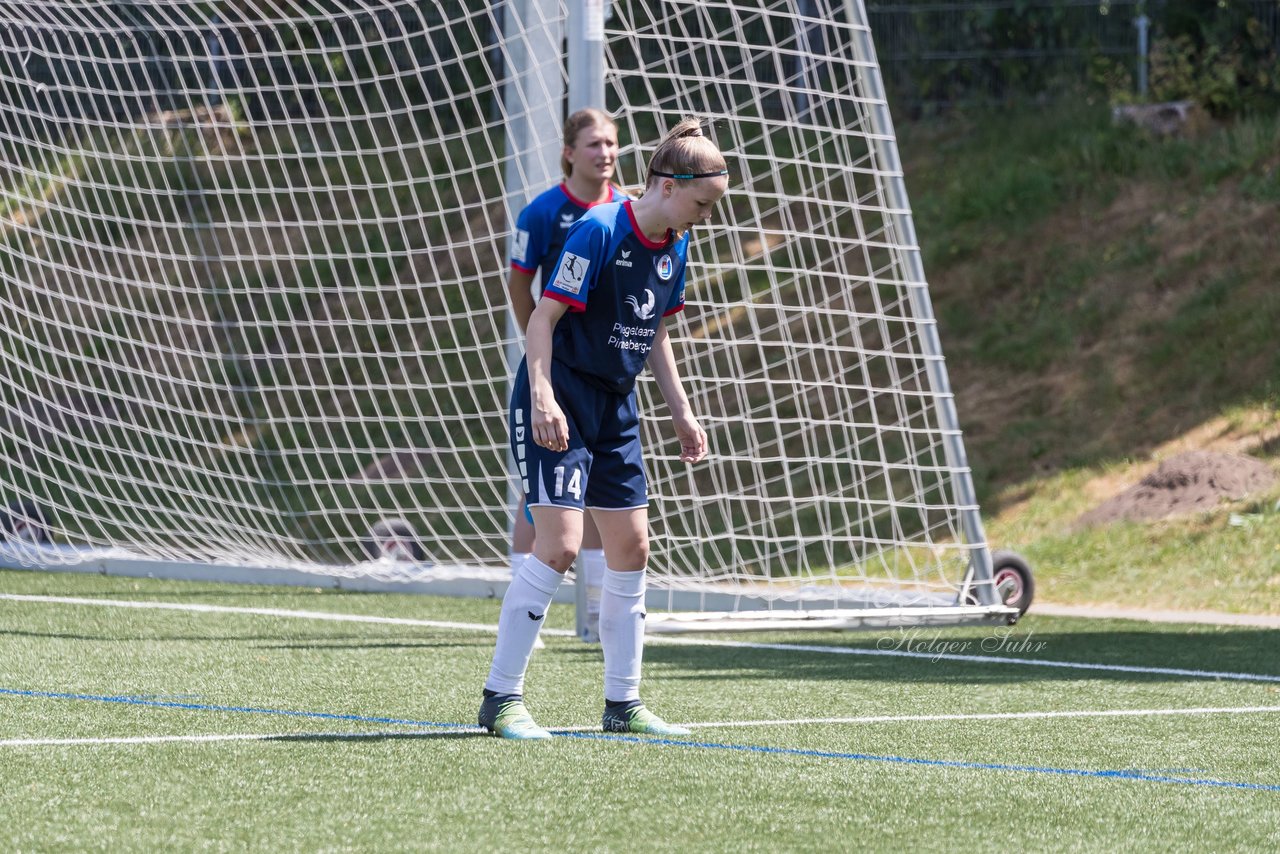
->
[624, 200, 673, 250]
[560, 181, 614, 209]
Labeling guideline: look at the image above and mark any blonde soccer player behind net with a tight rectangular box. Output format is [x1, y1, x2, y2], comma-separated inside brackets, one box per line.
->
[481, 117, 728, 739]
[506, 108, 628, 642]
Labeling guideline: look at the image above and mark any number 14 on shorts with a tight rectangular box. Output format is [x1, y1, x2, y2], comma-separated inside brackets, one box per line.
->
[553, 465, 582, 500]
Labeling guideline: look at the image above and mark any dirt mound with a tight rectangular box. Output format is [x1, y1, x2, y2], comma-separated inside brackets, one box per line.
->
[1077, 451, 1277, 527]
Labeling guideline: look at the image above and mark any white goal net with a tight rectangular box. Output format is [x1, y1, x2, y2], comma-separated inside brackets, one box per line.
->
[0, 0, 1013, 628]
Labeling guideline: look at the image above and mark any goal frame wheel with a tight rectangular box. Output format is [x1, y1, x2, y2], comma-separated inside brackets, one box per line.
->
[2, 500, 53, 544]
[361, 518, 430, 563]
[991, 550, 1035, 621]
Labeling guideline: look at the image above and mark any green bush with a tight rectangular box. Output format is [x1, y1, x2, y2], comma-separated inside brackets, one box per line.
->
[1102, 0, 1280, 116]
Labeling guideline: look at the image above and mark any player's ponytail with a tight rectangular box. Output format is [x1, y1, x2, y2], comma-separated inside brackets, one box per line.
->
[644, 117, 728, 187]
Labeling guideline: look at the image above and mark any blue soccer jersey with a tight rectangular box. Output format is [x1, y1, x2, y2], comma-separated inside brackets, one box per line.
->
[541, 201, 688, 394]
[509, 182, 628, 288]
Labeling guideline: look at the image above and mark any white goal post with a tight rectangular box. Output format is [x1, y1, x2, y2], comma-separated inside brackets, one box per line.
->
[0, 0, 1017, 630]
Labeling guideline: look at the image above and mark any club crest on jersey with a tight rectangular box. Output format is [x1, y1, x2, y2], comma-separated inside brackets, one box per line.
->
[625, 289, 656, 320]
[551, 252, 590, 295]
[656, 254, 674, 280]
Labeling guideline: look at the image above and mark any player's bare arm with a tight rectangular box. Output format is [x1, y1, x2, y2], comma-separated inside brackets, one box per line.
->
[507, 267, 537, 333]
[649, 323, 707, 463]
[525, 295, 571, 451]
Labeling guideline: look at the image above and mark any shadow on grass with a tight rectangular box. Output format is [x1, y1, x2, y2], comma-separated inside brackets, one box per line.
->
[0, 629, 492, 650]
[643, 627, 1280, 685]
[0, 575, 344, 599]
[256, 640, 484, 651]
[265, 730, 482, 743]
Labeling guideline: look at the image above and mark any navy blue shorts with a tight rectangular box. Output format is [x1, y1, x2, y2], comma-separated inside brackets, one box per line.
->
[510, 359, 648, 512]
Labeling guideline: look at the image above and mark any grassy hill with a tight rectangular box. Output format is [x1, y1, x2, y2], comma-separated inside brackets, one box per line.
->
[897, 100, 1280, 614]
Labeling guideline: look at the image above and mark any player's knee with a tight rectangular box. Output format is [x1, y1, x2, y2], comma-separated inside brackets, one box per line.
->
[617, 536, 649, 569]
[540, 546, 579, 573]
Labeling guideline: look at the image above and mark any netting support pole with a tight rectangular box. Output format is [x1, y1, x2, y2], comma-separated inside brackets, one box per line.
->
[501, 0, 565, 570]
[568, 0, 607, 112]
[568, 0, 608, 641]
[843, 0, 999, 605]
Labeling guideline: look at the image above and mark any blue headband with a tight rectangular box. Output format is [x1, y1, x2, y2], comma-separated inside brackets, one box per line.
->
[651, 169, 729, 180]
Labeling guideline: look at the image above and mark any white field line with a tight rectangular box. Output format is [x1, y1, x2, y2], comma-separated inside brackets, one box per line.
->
[0, 729, 481, 747]
[0, 593, 576, 636]
[3, 593, 1277, 683]
[685, 705, 1280, 729]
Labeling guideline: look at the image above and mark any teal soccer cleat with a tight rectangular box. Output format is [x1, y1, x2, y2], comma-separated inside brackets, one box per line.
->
[601, 701, 691, 737]
[478, 692, 552, 740]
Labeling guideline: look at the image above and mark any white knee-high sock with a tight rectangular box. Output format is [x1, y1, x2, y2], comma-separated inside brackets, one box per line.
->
[509, 551, 531, 578]
[485, 555, 564, 696]
[600, 567, 646, 703]
[579, 548, 607, 634]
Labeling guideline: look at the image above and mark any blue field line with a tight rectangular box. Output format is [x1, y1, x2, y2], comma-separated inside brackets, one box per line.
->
[5, 686, 1277, 793]
[0, 687, 468, 729]
[551, 733, 1280, 793]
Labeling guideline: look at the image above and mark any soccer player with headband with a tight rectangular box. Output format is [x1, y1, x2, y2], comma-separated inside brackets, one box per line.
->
[507, 108, 628, 641]
[481, 117, 729, 739]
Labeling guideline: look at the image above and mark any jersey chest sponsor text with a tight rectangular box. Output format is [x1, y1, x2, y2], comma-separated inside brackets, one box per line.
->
[604, 277, 671, 355]
[608, 320, 657, 353]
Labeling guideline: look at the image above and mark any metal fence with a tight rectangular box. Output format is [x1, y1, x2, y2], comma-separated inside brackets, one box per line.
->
[0, 2, 493, 132]
[4, 1, 1279, 128]
[866, 0, 1280, 109]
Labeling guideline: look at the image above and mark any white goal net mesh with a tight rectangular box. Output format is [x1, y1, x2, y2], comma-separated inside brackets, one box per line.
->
[0, 0, 994, 614]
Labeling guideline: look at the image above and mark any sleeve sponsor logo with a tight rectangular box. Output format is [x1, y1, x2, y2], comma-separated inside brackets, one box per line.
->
[512, 228, 530, 262]
[551, 252, 590, 295]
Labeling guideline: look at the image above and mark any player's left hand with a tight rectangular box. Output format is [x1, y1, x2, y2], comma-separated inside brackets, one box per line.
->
[673, 415, 707, 463]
